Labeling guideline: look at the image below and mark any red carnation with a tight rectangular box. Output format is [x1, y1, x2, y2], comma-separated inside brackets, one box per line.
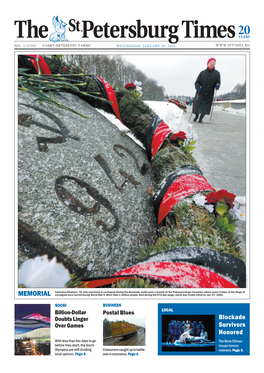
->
[170, 131, 187, 141]
[124, 83, 136, 90]
[205, 189, 236, 208]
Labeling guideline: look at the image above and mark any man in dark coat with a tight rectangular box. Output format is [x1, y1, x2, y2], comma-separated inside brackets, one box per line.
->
[193, 58, 221, 123]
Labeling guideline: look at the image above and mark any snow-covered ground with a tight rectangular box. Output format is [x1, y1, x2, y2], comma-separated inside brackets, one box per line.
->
[214, 105, 246, 116]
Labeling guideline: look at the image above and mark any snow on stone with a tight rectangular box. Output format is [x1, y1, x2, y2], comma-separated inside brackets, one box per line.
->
[96, 100, 184, 146]
[144, 101, 183, 132]
[95, 108, 145, 148]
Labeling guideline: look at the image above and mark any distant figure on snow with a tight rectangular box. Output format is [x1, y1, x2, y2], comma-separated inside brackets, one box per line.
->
[192, 58, 221, 123]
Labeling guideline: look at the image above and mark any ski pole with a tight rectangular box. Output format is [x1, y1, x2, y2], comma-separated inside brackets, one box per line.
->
[210, 89, 217, 121]
[189, 92, 199, 121]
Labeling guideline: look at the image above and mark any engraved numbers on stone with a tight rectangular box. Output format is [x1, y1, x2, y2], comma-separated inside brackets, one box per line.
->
[55, 146, 147, 232]
[94, 154, 140, 190]
[94, 145, 147, 190]
[94, 154, 128, 190]
[18, 104, 79, 152]
[55, 176, 119, 232]
[19, 106, 148, 233]
[113, 144, 148, 175]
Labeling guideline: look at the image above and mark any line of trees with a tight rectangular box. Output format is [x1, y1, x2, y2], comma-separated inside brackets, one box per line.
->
[61, 55, 245, 101]
[217, 81, 246, 100]
[63, 55, 165, 101]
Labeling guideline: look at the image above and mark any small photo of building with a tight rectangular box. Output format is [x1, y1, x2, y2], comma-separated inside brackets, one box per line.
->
[14, 304, 50, 355]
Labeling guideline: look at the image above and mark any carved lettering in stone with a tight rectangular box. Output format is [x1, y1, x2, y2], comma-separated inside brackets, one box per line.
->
[55, 175, 120, 232]
[18, 104, 79, 152]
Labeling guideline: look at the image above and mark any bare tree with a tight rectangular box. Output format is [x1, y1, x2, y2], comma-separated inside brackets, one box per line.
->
[62, 54, 165, 100]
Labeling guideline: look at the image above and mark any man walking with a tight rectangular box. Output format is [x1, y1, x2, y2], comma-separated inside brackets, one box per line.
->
[193, 58, 221, 123]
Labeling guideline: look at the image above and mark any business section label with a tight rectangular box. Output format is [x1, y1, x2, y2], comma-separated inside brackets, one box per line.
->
[158, 303, 249, 355]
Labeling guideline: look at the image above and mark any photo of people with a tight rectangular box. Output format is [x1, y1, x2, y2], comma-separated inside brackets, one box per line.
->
[162, 314, 215, 352]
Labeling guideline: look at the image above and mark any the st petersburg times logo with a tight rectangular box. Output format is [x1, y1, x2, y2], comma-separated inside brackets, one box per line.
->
[49, 16, 68, 42]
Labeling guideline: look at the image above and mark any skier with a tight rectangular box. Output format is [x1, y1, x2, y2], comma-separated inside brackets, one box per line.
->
[193, 58, 221, 123]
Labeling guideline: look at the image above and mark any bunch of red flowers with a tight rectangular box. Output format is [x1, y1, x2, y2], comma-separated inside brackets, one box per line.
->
[124, 83, 136, 90]
[205, 190, 236, 226]
[205, 189, 236, 209]
[170, 131, 187, 141]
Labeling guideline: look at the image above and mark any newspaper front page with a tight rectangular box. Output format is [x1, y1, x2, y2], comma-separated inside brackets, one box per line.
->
[2, 2, 261, 370]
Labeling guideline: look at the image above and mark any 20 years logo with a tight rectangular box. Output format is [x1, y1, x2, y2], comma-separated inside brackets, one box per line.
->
[238, 25, 250, 39]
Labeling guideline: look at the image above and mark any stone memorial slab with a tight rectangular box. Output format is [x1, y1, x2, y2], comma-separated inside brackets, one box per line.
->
[18, 91, 157, 278]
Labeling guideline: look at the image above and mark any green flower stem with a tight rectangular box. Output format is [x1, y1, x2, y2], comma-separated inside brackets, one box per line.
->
[18, 69, 113, 117]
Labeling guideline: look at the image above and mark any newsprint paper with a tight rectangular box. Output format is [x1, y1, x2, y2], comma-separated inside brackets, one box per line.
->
[1, 2, 262, 371]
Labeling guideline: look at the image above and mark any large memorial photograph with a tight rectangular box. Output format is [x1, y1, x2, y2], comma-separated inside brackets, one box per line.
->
[17, 54, 247, 289]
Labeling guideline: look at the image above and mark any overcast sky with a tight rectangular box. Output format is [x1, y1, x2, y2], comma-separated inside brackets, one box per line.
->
[123, 54, 246, 97]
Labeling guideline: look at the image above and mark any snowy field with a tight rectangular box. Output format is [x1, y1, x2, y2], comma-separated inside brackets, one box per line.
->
[214, 105, 246, 116]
